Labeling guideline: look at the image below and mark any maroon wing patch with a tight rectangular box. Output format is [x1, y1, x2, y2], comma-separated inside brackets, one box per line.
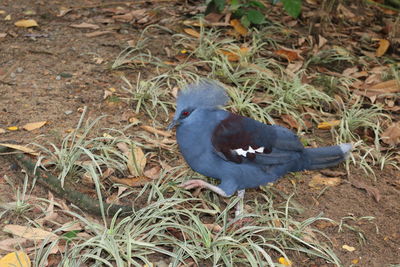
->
[211, 113, 271, 163]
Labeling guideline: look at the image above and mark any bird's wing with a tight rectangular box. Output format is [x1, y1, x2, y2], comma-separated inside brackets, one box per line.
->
[211, 113, 304, 164]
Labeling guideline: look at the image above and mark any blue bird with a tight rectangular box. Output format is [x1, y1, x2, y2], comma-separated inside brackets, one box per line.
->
[168, 81, 352, 214]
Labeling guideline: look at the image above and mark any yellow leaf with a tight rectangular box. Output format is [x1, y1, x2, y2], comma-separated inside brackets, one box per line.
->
[0, 10, 6, 14]
[375, 39, 390, 57]
[0, 251, 31, 267]
[278, 257, 293, 266]
[0, 143, 38, 155]
[317, 120, 341, 130]
[7, 126, 19, 131]
[14, 19, 38, 28]
[183, 28, 200, 38]
[352, 258, 359, 264]
[309, 174, 342, 188]
[230, 19, 248, 36]
[342, 244, 356, 252]
[5, 14, 11, 20]
[22, 121, 47, 131]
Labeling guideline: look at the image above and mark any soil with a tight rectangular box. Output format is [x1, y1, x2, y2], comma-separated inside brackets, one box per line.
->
[0, 0, 399, 266]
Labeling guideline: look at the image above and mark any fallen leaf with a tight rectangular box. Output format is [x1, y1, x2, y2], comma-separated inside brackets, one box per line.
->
[352, 258, 360, 264]
[57, 7, 72, 17]
[0, 33, 7, 38]
[217, 47, 250, 61]
[309, 174, 342, 188]
[140, 125, 171, 137]
[85, 31, 112, 37]
[281, 114, 299, 129]
[5, 14, 11, 20]
[111, 176, 151, 187]
[0, 143, 38, 155]
[0, 238, 28, 251]
[3, 224, 58, 241]
[375, 39, 390, 57]
[22, 121, 47, 131]
[70, 22, 100, 30]
[0, 128, 5, 134]
[381, 122, 400, 145]
[230, 19, 248, 36]
[275, 49, 301, 62]
[0, 251, 31, 267]
[112, 9, 147, 22]
[366, 79, 400, 94]
[143, 165, 161, 179]
[342, 244, 356, 252]
[15, 19, 38, 28]
[350, 179, 381, 202]
[127, 146, 146, 176]
[183, 28, 200, 38]
[278, 257, 293, 266]
[204, 223, 222, 232]
[317, 120, 341, 130]
[7, 126, 19, 131]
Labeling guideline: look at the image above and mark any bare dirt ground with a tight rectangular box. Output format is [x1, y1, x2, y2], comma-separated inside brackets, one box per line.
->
[0, 0, 399, 266]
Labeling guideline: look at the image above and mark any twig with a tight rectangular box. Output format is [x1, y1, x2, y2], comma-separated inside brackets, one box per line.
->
[0, 146, 133, 217]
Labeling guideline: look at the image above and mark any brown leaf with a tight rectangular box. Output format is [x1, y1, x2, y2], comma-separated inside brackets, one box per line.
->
[3, 224, 58, 240]
[309, 174, 342, 188]
[143, 165, 161, 179]
[366, 79, 400, 94]
[183, 28, 201, 38]
[57, 7, 72, 17]
[22, 121, 47, 131]
[230, 19, 248, 36]
[140, 125, 171, 137]
[85, 31, 113, 37]
[350, 179, 381, 202]
[375, 39, 390, 57]
[217, 47, 250, 61]
[0, 143, 38, 156]
[281, 114, 299, 129]
[70, 22, 100, 30]
[275, 49, 302, 62]
[381, 122, 400, 145]
[205, 12, 224, 23]
[0, 238, 28, 251]
[111, 176, 152, 187]
[127, 146, 146, 176]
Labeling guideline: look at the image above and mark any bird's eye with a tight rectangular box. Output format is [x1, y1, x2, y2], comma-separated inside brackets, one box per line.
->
[181, 111, 190, 117]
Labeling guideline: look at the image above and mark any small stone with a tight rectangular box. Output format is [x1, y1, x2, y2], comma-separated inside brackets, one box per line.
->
[10, 72, 16, 78]
[64, 110, 73, 115]
[16, 67, 23, 73]
[56, 75, 61, 80]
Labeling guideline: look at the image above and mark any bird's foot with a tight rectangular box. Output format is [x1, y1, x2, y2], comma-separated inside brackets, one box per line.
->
[179, 179, 228, 197]
[179, 179, 206, 190]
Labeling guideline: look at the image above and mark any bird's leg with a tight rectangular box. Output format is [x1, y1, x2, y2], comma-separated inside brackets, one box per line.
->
[235, 189, 245, 217]
[179, 179, 228, 197]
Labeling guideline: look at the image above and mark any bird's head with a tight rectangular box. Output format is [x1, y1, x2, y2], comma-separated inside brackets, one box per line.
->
[167, 80, 229, 130]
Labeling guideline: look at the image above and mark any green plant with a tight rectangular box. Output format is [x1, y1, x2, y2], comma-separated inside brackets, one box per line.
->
[205, 0, 302, 28]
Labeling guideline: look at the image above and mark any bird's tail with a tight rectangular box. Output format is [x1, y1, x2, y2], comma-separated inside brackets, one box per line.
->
[304, 143, 352, 170]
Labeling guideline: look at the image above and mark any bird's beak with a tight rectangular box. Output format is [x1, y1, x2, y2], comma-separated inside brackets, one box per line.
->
[167, 120, 179, 130]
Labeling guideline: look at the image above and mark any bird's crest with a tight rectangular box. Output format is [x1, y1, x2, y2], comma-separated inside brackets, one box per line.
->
[177, 80, 229, 110]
